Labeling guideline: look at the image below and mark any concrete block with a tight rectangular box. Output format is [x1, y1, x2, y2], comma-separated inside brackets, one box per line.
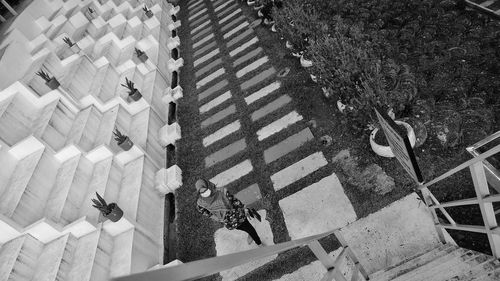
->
[166, 165, 182, 192]
[158, 122, 181, 146]
[103, 216, 134, 236]
[167, 58, 184, 72]
[166, 36, 180, 50]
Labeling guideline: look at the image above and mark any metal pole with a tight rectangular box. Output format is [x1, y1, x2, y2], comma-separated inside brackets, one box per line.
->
[1, 0, 17, 16]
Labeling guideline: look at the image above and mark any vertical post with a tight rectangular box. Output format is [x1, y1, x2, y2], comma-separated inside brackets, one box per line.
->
[1, 0, 17, 16]
[307, 240, 336, 269]
[470, 162, 500, 258]
[420, 186, 447, 244]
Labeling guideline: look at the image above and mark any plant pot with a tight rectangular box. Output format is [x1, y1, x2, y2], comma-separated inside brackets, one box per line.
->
[247, 0, 255, 5]
[285, 41, 293, 49]
[310, 74, 317, 82]
[104, 203, 123, 222]
[270, 23, 277, 32]
[145, 11, 153, 18]
[70, 44, 80, 53]
[337, 100, 347, 113]
[129, 89, 142, 101]
[254, 4, 264, 10]
[322, 87, 333, 98]
[138, 53, 148, 63]
[118, 136, 134, 151]
[300, 55, 313, 68]
[369, 120, 416, 158]
[46, 78, 60, 90]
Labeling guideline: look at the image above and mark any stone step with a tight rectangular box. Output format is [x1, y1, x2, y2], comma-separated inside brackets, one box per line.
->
[370, 244, 457, 280]
[1, 234, 44, 281]
[32, 234, 71, 281]
[65, 227, 101, 281]
[90, 230, 115, 281]
[391, 248, 482, 281]
[0, 235, 25, 281]
[12, 145, 82, 227]
[0, 82, 59, 147]
[0, 136, 46, 217]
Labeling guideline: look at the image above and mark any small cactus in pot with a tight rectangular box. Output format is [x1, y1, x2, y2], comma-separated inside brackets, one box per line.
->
[91, 192, 123, 222]
[135, 48, 148, 63]
[63, 37, 80, 52]
[143, 5, 153, 18]
[113, 127, 134, 151]
[121, 77, 142, 101]
[36, 69, 60, 90]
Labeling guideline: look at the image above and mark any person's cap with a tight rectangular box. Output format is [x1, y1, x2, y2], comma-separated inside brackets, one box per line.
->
[195, 179, 208, 194]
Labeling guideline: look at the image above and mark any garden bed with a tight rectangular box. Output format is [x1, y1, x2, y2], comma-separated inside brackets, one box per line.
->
[272, 0, 500, 256]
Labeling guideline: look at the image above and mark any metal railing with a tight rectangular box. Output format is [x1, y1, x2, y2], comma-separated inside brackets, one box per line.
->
[418, 134, 500, 258]
[0, 0, 17, 22]
[112, 228, 369, 281]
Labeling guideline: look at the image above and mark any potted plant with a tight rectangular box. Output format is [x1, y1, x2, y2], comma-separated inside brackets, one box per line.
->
[113, 127, 134, 151]
[121, 77, 142, 101]
[143, 5, 153, 18]
[135, 48, 148, 63]
[63, 37, 80, 53]
[300, 51, 313, 68]
[247, 0, 256, 5]
[36, 70, 60, 90]
[91, 192, 123, 222]
[369, 120, 417, 158]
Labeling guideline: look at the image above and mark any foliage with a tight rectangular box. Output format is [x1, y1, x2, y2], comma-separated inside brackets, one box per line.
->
[113, 127, 128, 144]
[36, 69, 52, 82]
[91, 192, 112, 215]
[135, 48, 145, 57]
[62, 37, 74, 47]
[273, 0, 328, 53]
[143, 5, 150, 13]
[120, 77, 137, 96]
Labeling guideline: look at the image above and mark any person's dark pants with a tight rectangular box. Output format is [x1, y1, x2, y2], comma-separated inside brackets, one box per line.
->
[236, 219, 262, 245]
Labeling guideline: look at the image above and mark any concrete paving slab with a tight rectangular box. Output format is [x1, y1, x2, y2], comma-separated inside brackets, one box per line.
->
[263, 127, 313, 163]
[215, 210, 276, 281]
[236, 184, 262, 206]
[188, 7, 207, 21]
[190, 14, 209, 27]
[215, 0, 236, 12]
[229, 37, 259, 57]
[199, 91, 231, 113]
[240, 67, 276, 90]
[192, 26, 213, 41]
[191, 20, 211, 35]
[198, 79, 228, 101]
[227, 29, 254, 47]
[201, 104, 237, 128]
[188, 0, 203, 10]
[339, 193, 444, 274]
[193, 33, 215, 49]
[203, 120, 240, 147]
[245, 81, 281, 105]
[221, 15, 246, 32]
[233, 47, 263, 67]
[194, 41, 217, 58]
[195, 58, 222, 78]
[279, 172, 357, 239]
[251, 94, 291, 122]
[273, 248, 343, 281]
[256, 110, 302, 141]
[210, 159, 253, 187]
[217, 3, 239, 19]
[223, 21, 249, 39]
[219, 9, 241, 24]
[196, 68, 225, 89]
[194, 48, 219, 67]
[236, 56, 268, 78]
[271, 151, 328, 191]
[205, 138, 246, 168]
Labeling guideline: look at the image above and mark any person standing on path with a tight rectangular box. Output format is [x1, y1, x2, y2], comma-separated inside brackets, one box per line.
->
[195, 179, 264, 246]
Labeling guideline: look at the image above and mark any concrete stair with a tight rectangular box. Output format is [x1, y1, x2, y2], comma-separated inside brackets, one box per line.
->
[370, 244, 500, 281]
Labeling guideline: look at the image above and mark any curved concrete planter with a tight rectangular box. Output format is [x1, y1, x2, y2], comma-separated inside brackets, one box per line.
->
[370, 120, 416, 158]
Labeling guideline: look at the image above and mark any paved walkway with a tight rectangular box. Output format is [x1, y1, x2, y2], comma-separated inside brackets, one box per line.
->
[181, 0, 356, 279]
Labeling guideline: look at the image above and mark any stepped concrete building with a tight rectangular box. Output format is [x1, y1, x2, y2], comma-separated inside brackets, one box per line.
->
[0, 0, 183, 280]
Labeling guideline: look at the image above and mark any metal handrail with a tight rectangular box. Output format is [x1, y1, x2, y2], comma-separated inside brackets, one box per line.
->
[419, 136, 500, 258]
[112, 228, 368, 281]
